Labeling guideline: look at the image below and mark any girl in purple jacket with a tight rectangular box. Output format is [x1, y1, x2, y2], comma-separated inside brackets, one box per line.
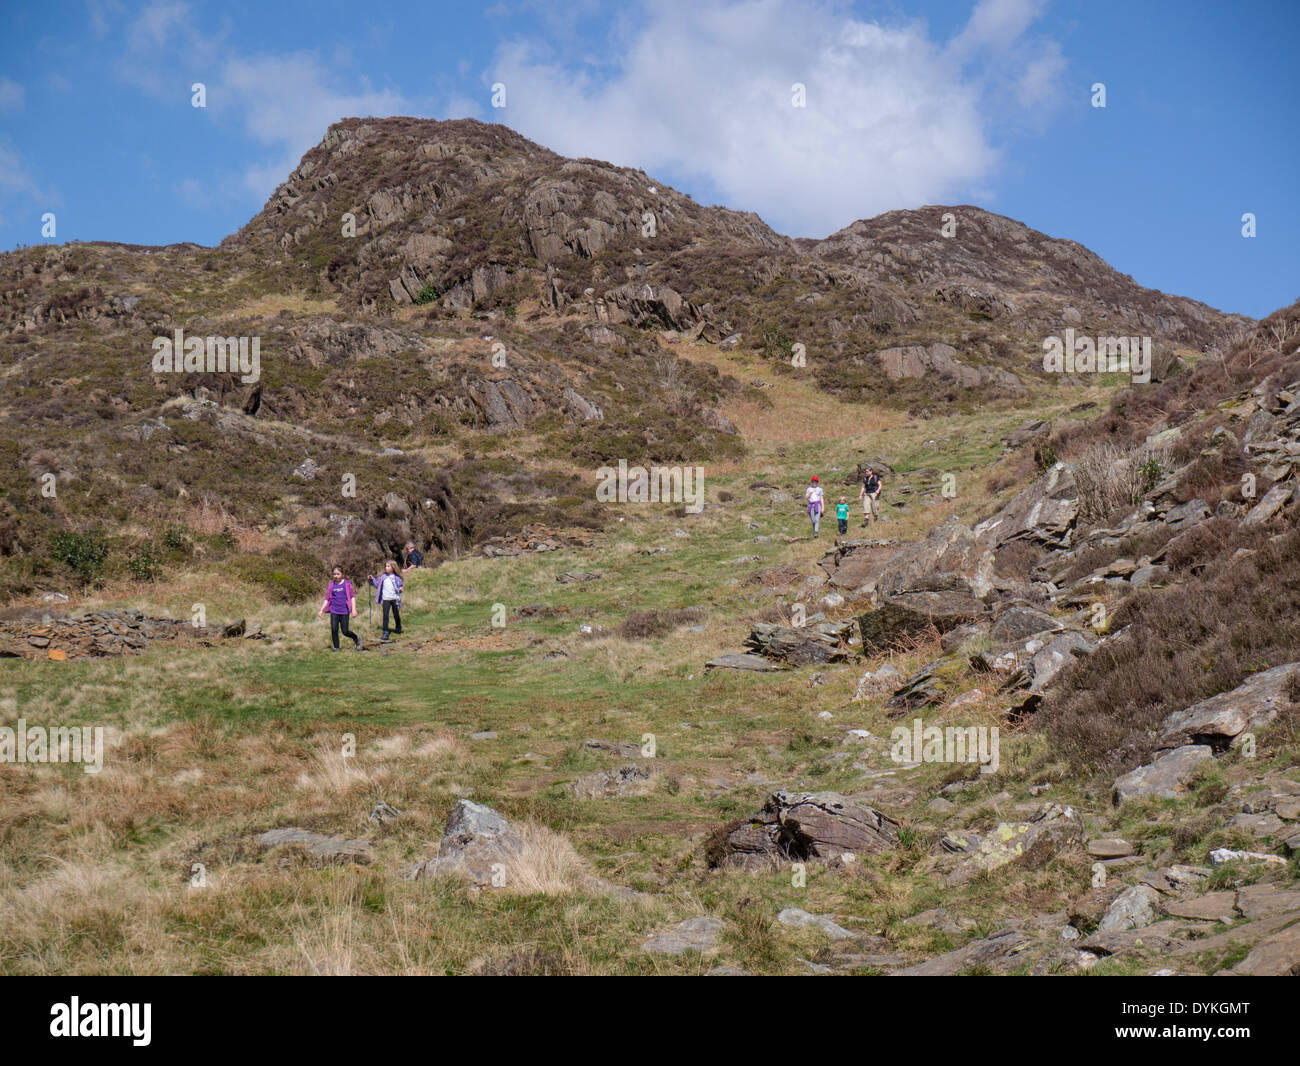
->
[317, 566, 362, 651]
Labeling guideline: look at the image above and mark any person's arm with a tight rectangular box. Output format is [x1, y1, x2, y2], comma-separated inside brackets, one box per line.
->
[858, 482, 865, 499]
[318, 596, 328, 617]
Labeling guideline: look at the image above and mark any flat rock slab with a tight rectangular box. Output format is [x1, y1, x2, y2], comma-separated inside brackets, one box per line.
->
[893, 928, 1033, 976]
[1228, 921, 1300, 975]
[1234, 883, 1300, 919]
[1163, 891, 1238, 924]
[705, 653, 790, 672]
[571, 764, 654, 800]
[257, 828, 374, 864]
[1087, 837, 1135, 859]
[776, 908, 856, 940]
[642, 916, 726, 955]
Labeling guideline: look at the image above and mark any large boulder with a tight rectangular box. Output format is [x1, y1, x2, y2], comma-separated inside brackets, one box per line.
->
[412, 799, 524, 886]
[714, 791, 899, 869]
[1156, 662, 1300, 753]
[858, 585, 985, 651]
[1112, 745, 1215, 804]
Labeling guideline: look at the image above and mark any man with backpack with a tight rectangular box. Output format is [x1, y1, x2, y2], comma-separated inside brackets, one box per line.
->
[859, 466, 883, 527]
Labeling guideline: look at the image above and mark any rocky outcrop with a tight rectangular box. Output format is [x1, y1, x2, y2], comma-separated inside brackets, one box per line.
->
[871, 342, 1021, 390]
[744, 620, 856, 665]
[975, 463, 1080, 551]
[713, 791, 899, 869]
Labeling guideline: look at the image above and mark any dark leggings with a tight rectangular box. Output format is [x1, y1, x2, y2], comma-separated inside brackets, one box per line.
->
[330, 612, 359, 649]
[382, 601, 402, 636]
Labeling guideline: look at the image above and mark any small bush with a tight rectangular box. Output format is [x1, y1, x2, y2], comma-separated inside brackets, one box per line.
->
[51, 530, 108, 583]
[126, 545, 160, 582]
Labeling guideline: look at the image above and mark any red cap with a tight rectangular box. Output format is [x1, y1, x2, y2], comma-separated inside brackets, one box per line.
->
[811, 476, 818, 481]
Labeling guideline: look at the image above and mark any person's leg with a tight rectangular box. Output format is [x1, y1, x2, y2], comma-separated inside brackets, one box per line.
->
[870, 495, 880, 521]
[381, 602, 392, 640]
[392, 604, 402, 634]
[340, 613, 360, 649]
[329, 613, 339, 650]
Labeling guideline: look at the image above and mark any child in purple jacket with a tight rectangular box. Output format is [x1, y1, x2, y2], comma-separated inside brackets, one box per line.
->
[317, 567, 362, 651]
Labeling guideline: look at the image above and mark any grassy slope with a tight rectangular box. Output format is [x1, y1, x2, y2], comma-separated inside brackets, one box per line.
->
[1, 351, 1294, 975]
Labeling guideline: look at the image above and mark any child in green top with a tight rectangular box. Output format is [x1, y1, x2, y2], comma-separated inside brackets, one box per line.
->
[836, 497, 850, 535]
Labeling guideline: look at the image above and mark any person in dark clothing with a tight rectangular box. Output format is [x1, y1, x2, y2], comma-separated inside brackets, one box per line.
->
[402, 541, 424, 572]
[317, 566, 362, 651]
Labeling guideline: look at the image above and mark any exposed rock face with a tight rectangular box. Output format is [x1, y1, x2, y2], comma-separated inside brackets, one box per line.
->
[714, 791, 899, 869]
[1097, 884, 1162, 932]
[872, 342, 1021, 390]
[858, 588, 985, 651]
[975, 463, 1080, 550]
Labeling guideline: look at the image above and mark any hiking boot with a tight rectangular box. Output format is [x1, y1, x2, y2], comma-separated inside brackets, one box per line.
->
[354, 637, 363, 651]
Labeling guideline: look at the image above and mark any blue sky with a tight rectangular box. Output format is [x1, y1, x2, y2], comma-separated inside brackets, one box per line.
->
[0, 0, 1296, 317]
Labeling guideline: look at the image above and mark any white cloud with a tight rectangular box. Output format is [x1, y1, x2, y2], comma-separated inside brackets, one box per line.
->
[111, 3, 410, 204]
[220, 53, 408, 198]
[0, 77, 25, 114]
[485, 0, 1065, 236]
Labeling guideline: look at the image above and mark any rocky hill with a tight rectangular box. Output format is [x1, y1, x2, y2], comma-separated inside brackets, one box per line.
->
[0, 117, 1258, 604]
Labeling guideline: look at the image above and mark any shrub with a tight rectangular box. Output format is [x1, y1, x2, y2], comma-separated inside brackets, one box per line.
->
[51, 530, 108, 583]
[1072, 441, 1172, 522]
[126, 545, 160, 582]
[163, 525, 192, 552]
